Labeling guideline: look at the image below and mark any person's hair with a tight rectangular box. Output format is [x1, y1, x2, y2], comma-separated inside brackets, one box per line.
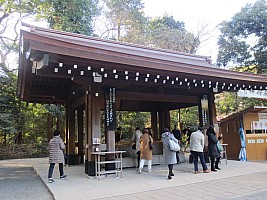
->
[135, 127, 139, 131]
[142, 128, 149, 134]
[54, 130, 60, 136]
[163, 127, 170, 133]
[207, 125, 215, 135]
[198, 126, 204, 131]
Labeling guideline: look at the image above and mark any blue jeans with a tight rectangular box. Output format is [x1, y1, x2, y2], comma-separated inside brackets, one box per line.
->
[48, 163, 64, 178]
[191, 151, 208, 172]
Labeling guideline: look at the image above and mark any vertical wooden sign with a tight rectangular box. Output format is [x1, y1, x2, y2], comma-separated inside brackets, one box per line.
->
[105, 87, 116, 131]
[201, 95, 210, 126]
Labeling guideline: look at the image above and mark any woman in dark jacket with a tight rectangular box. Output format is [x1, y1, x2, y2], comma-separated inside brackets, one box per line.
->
[207, 125, 221, 171]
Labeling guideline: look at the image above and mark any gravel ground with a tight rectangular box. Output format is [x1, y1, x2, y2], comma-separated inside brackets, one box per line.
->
[0, 165, 53, 200]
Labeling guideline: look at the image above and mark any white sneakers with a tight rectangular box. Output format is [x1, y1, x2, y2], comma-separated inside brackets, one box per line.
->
[48, 175, 67, 183]
[48, 178, 54, 183]
[60, 175, 67, 179]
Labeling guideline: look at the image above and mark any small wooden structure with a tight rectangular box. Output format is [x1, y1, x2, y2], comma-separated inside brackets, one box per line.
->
[17, 23, 267, 175]
[219, 106, 267, 161]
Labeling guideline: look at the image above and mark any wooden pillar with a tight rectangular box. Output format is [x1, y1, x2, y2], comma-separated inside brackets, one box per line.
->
[77, 108, 84, 164]
[151, 111, 158, 140]
[85, 87, 91, 175]
[85, 84, 101, 176]
[65, 104, 69, 163]
[47, 113, 53, 140]
[66, 102, 76, 165]
[158, 111, 163, 134]
[159, 110, 171, 132]
[164, 110, 171, 129]
[208, 93, 217, 125]
[177, 109, 181, 130]
[56, 113, 60, 131]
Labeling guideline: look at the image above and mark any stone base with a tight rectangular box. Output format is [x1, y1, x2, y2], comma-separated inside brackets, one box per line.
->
[122, 152, 185, 168]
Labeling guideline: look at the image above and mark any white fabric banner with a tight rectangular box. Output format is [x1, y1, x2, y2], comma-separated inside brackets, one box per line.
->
[237, 90, 267, 98]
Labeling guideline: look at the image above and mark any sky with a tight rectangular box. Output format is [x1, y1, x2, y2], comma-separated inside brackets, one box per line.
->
[142, 0, 257, 63]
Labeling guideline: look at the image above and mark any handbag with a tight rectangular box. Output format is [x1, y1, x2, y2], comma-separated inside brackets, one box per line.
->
[217, 142, 223, 153]
[169, 139, 180, 151]
[132, 143, 136, 150]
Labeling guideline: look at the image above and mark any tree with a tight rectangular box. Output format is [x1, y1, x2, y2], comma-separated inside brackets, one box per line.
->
[102, 0, 146, 40]
[42, 0, 100, 35]
[0, 73, 26, 145]
[0, 0, 51, 74]
[147, 15, 200, 53]
[217, 0, 267, 74]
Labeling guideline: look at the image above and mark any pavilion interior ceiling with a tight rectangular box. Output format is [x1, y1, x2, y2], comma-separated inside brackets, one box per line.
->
[17, 24, 267, 111]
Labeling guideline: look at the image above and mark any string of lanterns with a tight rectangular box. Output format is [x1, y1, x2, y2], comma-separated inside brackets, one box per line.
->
[53, 63, 267, 92]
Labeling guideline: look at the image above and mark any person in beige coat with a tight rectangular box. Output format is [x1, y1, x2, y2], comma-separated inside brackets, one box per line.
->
[48, 130, 67, 183]
[139, 128, 153, 173]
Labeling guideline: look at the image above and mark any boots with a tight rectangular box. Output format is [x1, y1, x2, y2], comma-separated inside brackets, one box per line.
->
[211, 159, 217, 171]
[215, 157, 221, 170]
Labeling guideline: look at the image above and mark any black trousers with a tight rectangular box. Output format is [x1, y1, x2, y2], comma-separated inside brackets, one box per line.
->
[191, 151, 208, 172]
[168, 164, 173, 175]
[48, 163, 64, 178]
[136, 151, 140, 168]
[176, 151, 180, 163]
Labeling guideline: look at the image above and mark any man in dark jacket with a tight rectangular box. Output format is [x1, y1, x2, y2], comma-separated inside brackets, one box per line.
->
[172, 125, 181, 164]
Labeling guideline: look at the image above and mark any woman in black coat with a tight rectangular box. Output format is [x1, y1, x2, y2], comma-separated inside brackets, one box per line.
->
[207, 125, 221, 171]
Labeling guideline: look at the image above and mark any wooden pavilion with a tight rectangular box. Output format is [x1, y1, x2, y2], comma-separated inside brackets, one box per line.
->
[17, 23, 267, 176]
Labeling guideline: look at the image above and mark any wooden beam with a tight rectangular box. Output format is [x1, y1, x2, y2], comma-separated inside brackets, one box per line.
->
[117, 91, 199, 103]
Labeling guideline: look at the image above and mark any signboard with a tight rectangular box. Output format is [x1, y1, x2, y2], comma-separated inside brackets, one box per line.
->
[105, 88, 116, 131]
[237, 90, 267, 98]
[259, 113, 267, 121]
[257, 139, 264, 143]
[201, 95, 209, 126]
[252, 121, 267, 130]
[248, 140, 255, 143]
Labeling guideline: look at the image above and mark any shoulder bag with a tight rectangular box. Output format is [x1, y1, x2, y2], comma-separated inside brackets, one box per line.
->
[217, 142, 223, 153]
[169, 139, 180, 151]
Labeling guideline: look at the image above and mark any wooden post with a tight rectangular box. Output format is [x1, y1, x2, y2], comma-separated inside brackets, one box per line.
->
[85, 84, 101, 176]
[85, 86, 91, 175]
[66, 102, 76, 165]
[77, 108, 84, 164]
[151, 111, 158, 140]
[208, 93, 217, 125]
[47, 113, 53, 140]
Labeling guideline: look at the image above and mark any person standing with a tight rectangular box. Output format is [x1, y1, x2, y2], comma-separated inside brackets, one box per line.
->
[48, 130, 67, 183]
[190, 127, 209, 174]
[161, 128, 178, 180]
[132, 127, 142, 168]
[207, 125, 221, 171]
[139, 128, 153, 173]
[115, 127, 122, 143]
[172, 125, 181, 164]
